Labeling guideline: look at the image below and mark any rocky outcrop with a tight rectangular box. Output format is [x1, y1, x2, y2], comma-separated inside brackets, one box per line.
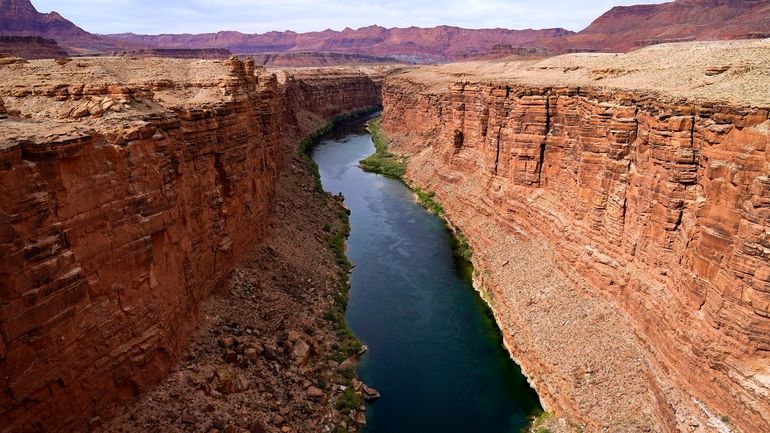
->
[0, 35, 68, 59]
[380, 48, 770, 432]
[0, 57, 383, 433]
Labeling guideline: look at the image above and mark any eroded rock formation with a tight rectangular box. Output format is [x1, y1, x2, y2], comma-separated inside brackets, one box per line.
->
[381, 41, 770, 433]
[0, 56, 383, 432]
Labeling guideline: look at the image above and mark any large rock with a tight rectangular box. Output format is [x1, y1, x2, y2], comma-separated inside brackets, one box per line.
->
[291, 339, 311, 365]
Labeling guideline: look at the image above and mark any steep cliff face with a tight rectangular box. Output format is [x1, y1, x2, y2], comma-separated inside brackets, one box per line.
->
[0, 57, 383, 433]
[381, 43, 770, 433]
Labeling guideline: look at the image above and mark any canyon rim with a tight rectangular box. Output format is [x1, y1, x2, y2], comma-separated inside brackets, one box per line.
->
[1, 1, 770, 433]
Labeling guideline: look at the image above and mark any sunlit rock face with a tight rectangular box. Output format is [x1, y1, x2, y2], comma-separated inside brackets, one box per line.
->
[0, 56, 383, 432]
[380, 56, 770, 433]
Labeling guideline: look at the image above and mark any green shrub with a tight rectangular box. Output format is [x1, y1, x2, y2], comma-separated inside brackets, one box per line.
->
[359, 118, 406, 179]
[413, 187, 444, 216]
[335, 386, 361, 412]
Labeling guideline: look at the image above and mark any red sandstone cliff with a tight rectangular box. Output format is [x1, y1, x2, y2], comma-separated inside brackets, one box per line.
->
[0, 57, 384, 433]
[380, 41, 770, 433]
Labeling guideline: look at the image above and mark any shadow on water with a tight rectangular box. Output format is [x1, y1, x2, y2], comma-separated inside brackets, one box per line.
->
[313, 115, 542, 433]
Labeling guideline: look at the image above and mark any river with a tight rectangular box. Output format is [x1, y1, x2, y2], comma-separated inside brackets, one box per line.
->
[312, 114, 541, 433]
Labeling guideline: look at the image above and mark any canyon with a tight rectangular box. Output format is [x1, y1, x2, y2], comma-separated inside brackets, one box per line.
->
[1, 1, 770, 431]
[0, 56, 385, 432]
[379, 39, 770, 433]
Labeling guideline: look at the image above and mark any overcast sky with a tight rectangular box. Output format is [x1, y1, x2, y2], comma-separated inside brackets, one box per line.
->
[31, 0, 668, 35]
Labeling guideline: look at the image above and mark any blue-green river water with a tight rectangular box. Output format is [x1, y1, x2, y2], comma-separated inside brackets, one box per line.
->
[312, 115, 541, 433]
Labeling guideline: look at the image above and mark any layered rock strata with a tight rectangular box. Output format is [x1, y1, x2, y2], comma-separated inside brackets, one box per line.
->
[0, 35, 68, 59]
[0, 57, 383, 432]
[116, 48, 233, 59]
[381, 41, 770, 433]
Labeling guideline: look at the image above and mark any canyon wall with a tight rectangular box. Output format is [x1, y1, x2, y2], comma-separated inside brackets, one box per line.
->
[0, 57, 382, 433]
[381, 61, 770, 432]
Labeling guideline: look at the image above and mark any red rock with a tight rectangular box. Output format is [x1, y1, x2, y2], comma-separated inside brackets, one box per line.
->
[216, 368, 249, 394]
[381, 74, 770, 433]
[291, 339, 311, 365]
[0, 57, 385, 433]
[538, 0, 770, 53]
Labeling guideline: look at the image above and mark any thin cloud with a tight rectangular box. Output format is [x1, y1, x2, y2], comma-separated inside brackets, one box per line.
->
[30, 0, 670, 35]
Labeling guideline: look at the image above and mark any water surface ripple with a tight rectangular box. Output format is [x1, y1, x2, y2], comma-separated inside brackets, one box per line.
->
[312, 117, 541, 433]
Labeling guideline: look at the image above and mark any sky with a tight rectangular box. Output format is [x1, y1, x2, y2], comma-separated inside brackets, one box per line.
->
[31, 0, 669, 35]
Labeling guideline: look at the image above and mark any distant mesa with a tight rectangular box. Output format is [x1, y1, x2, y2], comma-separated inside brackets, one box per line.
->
[108, 26, 573, 63]
[0, 35, 67, 59]
[115, 48, 233, 59]
[251, 51, 405, 67]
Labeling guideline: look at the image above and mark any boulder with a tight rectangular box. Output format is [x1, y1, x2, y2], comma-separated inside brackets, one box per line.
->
[361, 384, 381, 402]
[306, 386, 324, 399]
[291, 339, 311, 365]
[216, 368, 249, 394]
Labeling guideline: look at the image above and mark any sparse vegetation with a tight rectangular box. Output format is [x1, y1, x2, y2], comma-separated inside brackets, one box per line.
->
[413, 187, 444, 216]
[296, 108, 374, 391]
[360, 117, 474, 281]
[527, 411, 554, 433]
[325, 206, 363, 363]
[335, 386, 362, 412]
[299, 106, 382, 191]
[359, 117, 407, 179]
[720, 415, 730, 424]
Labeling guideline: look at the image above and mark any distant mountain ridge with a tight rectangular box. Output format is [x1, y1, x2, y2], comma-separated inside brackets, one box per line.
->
[109, 26, 574, 62]
[1, 0, 769, 60]
[0, 0, 123, 54]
